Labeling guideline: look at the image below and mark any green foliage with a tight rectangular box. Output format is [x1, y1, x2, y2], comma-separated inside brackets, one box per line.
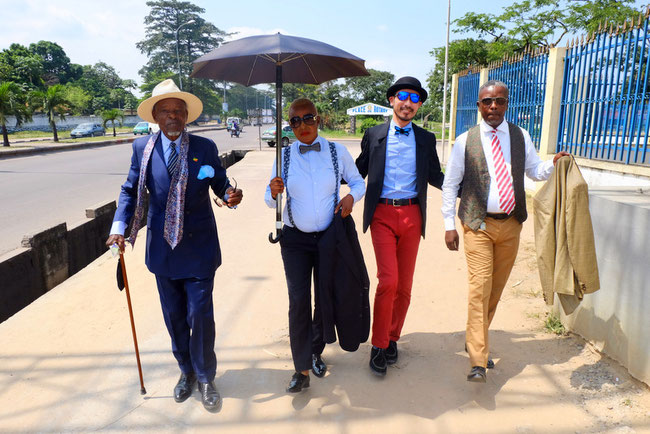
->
[359, 117, 382, 133]
[544, 312, 566, 335]
[137, 0, 228, 115]
[0, 81, 32, 146]
[0, 43, 44, 90]
[29, 40, 78, 85]
[344, 69, 395, 106]
[30, 84, 70, 142]
[63, 85, 92, 115]
[102, 108, 125, 137]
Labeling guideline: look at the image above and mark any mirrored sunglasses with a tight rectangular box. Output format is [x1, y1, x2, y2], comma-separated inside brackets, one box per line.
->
[396, 91, 421, 104]
[289, 113, 318, 128]
[479, 97, 508, 107]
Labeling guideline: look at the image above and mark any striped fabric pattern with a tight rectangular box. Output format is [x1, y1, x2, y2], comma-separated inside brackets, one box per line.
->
[491, 129, 515, 214]
[168, 142, 179, 176]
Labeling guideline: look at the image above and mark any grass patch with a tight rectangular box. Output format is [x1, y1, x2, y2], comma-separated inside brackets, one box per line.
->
[7, 130, 55, 139]
[544, 312, 567, 335]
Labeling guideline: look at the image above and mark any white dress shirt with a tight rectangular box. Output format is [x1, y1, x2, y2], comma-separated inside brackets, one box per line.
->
[441, 120, 554, 231]
[264, 136, 366, 233]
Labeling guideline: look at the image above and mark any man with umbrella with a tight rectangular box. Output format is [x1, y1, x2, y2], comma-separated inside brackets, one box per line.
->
[106, 79, 243, 412]
[355, 76, 444, 377]
[265, 98, 366, 392]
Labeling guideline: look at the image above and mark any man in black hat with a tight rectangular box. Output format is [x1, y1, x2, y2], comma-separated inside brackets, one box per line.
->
[355, 76, 444, 376]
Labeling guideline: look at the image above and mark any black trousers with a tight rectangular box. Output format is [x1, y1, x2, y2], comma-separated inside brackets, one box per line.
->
[280, 225, 326, 372]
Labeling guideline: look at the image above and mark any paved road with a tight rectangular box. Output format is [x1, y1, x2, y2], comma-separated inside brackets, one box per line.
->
[0, 126, 269, 256]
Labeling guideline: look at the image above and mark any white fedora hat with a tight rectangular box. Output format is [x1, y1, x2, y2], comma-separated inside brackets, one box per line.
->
[137, 79, 203, 123]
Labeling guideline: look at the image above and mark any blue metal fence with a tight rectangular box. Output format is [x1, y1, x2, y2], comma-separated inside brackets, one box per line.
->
[558, 17, 650, 165]
[456, 69, 480, 136]
[488, 51, 549, 150]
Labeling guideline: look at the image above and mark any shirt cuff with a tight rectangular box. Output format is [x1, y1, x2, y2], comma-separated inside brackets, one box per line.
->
[444, 217, 457, 231]
[110, 221, 128, 236]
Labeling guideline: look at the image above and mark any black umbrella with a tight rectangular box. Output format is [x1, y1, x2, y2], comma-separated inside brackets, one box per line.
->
[191, 33, 369, 243]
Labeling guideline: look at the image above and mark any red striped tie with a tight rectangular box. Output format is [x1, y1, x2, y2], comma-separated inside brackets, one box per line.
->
[491, 129, 515, 214]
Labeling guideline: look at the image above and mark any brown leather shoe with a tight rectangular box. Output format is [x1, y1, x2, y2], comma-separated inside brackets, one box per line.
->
[198, 381, 222, 412]
[173, 372, 196, 403]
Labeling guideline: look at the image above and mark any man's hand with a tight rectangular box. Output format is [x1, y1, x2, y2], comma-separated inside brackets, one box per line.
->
[445, 230, 459, 251]
[334, 194, 354, 218]
[269, 176, 284, 200]
[553, 151, 570, 165]
[225, 187, 243, 207]
[106, 234, 125, 252]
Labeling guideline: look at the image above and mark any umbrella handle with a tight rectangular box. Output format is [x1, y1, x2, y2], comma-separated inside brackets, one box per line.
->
[268, 228, 282, 243]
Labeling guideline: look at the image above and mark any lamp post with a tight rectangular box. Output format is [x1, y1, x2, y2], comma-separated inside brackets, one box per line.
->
[175, 19, 196, 90]
[441, 0, 451, 163]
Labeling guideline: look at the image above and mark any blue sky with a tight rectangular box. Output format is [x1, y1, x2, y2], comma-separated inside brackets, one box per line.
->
[1, 0, 647, 95]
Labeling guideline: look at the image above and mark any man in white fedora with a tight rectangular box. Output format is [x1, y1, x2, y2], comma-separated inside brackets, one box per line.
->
[106, 79, 243, 412]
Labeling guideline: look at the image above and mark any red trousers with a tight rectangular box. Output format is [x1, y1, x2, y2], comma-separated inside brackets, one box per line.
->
[369, 203, 422, 349]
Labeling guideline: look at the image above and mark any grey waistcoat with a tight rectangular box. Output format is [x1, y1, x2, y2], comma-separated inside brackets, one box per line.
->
[458, 122, 527, 231]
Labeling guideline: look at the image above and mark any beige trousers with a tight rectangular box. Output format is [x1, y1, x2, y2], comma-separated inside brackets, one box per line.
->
[463, 216, 522, 368]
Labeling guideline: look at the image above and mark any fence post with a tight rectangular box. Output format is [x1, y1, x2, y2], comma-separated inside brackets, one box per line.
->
[477, 68, 490, 124]
[539, 47, 567, 159]
[448, 72, 459, 150]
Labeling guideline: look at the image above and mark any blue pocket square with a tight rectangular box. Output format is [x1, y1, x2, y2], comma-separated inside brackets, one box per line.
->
[197, 165, 215, 180]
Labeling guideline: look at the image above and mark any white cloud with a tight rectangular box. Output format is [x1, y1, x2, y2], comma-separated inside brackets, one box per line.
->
[377, 25, 388, 32]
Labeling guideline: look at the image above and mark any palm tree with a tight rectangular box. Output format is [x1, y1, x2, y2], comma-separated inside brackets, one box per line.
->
[31, 84, 69, 142]
[102, 108, 124, 137]
[0, 82, 31, 147]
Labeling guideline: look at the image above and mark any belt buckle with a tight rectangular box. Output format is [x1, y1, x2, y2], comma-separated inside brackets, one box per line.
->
[391, 198, 401, 207]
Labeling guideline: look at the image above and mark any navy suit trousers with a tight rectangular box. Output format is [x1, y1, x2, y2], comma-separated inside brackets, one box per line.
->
[280, 225, 326, 372]
[155, 274, 217, 383]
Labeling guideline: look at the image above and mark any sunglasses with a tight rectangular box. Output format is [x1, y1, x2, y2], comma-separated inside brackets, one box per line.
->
[289, 113, 318, 128]
[479, 97, 508, 107]
[395, 91, 421, 104]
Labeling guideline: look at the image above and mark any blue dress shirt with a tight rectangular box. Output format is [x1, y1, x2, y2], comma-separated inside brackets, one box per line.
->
[380, 120, 417, 199]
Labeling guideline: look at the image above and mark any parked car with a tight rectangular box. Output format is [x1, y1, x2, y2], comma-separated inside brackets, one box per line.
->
[133, 122, 149, 135]
[262, 125, 296, 147]
[133, 122, 159, 135]
[70, 123, 105, 138]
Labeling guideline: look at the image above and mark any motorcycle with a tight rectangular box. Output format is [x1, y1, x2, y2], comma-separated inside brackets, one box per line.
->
[230, 125, 240, 138]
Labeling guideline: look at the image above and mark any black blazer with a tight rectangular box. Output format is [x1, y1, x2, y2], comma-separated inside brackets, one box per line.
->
[355, 122, 444, 238]
[317, 213, 370, 352]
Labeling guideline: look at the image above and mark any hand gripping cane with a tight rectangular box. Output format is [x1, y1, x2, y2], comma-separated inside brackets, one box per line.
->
[118, 250, 147, 395]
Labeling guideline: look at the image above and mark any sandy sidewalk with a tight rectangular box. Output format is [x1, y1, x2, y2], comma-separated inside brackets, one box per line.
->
[0, 146, 648, 433]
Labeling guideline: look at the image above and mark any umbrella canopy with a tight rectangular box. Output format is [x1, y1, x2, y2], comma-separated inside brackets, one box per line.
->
[191, 33, 369, 85]
[191, 33, 369, 243]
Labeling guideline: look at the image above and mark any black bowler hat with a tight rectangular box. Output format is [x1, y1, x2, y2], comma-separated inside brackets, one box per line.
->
[386, 76, 428, 103]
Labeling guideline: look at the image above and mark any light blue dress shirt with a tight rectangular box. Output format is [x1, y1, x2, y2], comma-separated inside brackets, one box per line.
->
[380, 120, 417, 199]
[264, 136, 366, 233]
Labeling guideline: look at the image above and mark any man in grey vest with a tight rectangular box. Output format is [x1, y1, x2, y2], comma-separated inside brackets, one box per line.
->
[441, 80, 568, 383]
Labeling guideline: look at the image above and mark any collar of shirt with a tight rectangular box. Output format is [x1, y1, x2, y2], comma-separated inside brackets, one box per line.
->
[480, 119, 507, 135]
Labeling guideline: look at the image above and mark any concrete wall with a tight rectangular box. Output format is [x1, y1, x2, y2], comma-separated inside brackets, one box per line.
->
[0, 150, 245, 323]
[5, 114, 144, 133]
[555, 187, 650, 385]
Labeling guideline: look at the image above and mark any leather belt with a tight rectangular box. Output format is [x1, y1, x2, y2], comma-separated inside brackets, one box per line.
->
[378, 197, 419, 207]
[486, 213, 510, 220]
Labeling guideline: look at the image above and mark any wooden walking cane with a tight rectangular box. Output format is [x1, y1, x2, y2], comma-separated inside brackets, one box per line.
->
[118, 250, 147, 395]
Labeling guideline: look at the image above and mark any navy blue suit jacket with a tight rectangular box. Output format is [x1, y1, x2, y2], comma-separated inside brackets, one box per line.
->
[113, 133, 230, 279]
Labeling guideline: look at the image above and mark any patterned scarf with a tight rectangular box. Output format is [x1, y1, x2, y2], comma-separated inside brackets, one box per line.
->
[127, 131, 189, 249]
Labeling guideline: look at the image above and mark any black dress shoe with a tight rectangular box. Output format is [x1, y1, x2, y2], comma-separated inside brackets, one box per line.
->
[467, 366, 487, 383]
[312, 354, 327, 378]
[286, 372, 310, 393]
[369, 347, 387, 376]
[173, 372, 196, 403]
[198, 381, 222, 412]
[386, 340, 398, 365]
[464, 344, 494, 369]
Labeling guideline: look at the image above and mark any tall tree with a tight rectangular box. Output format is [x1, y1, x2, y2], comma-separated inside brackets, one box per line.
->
[31, 84, 70, 142]
[0, 82, 31, 147]
[102, 108, 124, 137]
[344, 69, 395, 106]
[29, 41, 77, 85]
[136, 0, 228, 114]
[0, 43, 44, 90]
